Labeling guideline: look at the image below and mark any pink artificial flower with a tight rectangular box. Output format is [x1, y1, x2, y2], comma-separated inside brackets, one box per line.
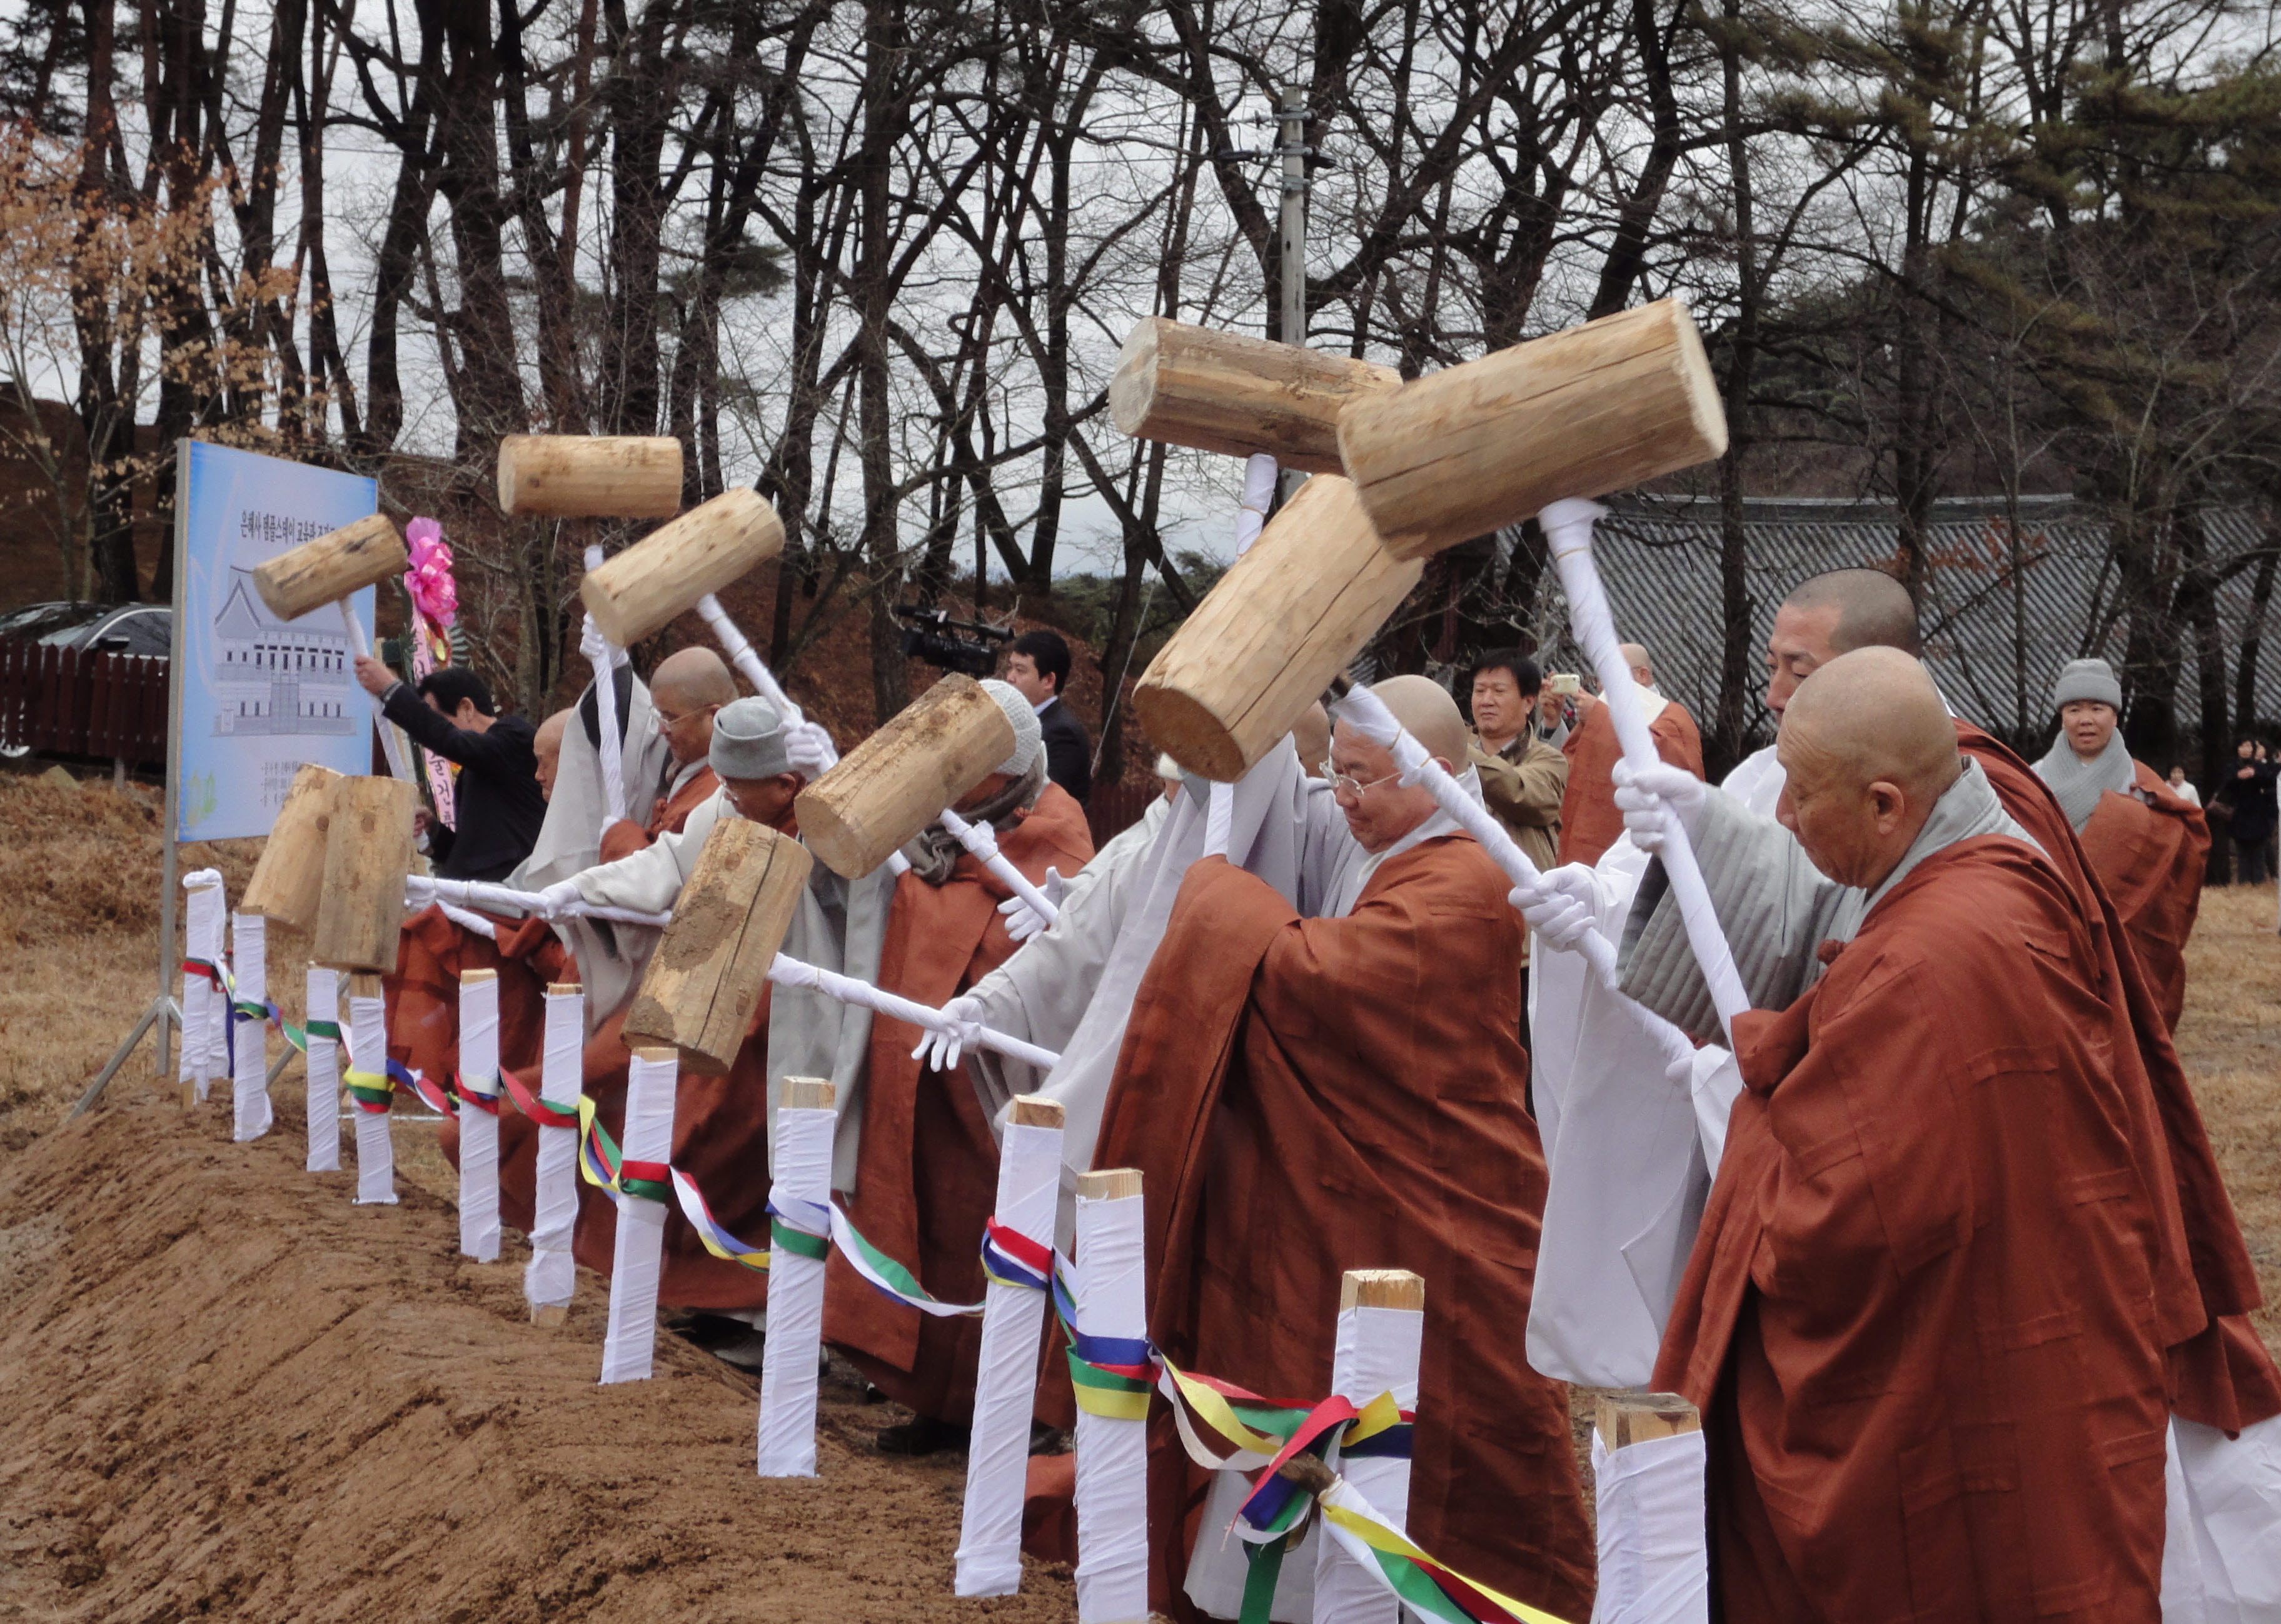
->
[404, 516, 458, 627]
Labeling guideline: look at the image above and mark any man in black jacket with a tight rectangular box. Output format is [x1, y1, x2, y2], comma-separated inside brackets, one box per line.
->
[1004, 628, 1090, 805]
[353, 658, 546, 880]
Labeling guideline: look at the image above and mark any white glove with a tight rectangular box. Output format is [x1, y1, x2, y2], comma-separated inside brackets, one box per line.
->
[533, 879, 587, 920]
[995, 866, 1068, 942]
[1507, 863, 1601, 953]
[1611, 759, 1709, 853]
[578, 614, 626, 668]
[912, 993, 986, 1072]
[783, 719, 836, 778]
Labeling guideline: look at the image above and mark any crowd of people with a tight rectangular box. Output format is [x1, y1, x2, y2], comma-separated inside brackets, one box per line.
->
[360, 591, 2275, 1621]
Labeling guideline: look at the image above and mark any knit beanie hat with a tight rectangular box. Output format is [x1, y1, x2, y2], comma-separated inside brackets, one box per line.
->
[709, 696, 790, 779]
[2052, 657, 2122, 713]
[978, 678, 1044, 777]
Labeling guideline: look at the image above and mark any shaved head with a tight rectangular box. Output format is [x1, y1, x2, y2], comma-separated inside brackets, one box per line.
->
[1776, 647, 1961, 888]
[1371, 674, 1469, 768]
[1618, 642, 1653, 684]
[1766, 568, 1921, 718]
[534, 708, 572, 801]
[652, 646, 737, 709]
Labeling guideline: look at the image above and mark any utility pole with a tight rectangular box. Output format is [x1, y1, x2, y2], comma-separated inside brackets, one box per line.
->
[1276, 82, 1309, 503]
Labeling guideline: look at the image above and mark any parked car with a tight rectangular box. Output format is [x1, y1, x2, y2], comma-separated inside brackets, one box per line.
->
[0, 600, 172, 656]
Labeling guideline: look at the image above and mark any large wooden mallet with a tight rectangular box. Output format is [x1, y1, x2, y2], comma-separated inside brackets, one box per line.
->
[497, 434, 683, 518]
[311, 774, 417, 976]
[793, 674, 1017, 879]
[1133, 474, 1422, 783]
[1335, 298, 1727, 558]
[1111, 318, 1402, 474]
[580, 488, 785, 649]
[623, 818, 815, 1075]
[253, 515, 413, 781]
[239, 763, 341, 931]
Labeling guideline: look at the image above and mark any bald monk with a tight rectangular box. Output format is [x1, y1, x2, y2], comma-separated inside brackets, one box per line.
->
[388, 707, 580, 1093]
[2033, 656, 2207, 1031]
[596, 646, 732, 862]
[1593, 580, 2281, 1611]
[1624, 651, 2173, 1620]
[1091, 675, 1592, 1623]
[823, 680, 1094, 1453]
[1556, 638, 1701, 866]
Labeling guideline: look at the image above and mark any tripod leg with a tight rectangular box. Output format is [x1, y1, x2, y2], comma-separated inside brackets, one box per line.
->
[72, 997, 168, 1118]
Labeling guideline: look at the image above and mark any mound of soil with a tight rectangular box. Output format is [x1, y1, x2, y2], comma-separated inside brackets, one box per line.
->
[0, 1090, 1075, 1623]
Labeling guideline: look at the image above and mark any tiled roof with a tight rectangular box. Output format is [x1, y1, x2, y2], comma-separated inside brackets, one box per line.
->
[1521, 493, 2275, 751]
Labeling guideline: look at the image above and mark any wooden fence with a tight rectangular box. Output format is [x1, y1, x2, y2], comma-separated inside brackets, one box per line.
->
[0, 642, 168, 765]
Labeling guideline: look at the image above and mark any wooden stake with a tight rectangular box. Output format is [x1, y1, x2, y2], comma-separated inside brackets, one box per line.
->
[1010, 1095, 1064, 1129]
[497, 434, 683, 518]
[1594, 1391, 1702, 1451]
[252, 514, 410, 621]
[623, 820, 813, 1073]
[783, 1077, 836, 1111]
[1337, 299, 1726, 560]
[1133, 474, 1422, 781]
[578, 487, 785, 646]
[241, 763, 341, 927]
[311, 776, 416, 973]
[348, 972, 385, 998]
[793, 674, 1017, 878]
[1339, 1267, 1425, 1313]
[1110, 317, 1401, 474]
[1075, 1167, 1142, 1201]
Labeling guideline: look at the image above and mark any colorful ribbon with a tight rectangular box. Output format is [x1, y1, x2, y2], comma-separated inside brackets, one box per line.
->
[979, 1218, 1052, 1293]
[668, 1173, 832, 1272]
[827, 1205, 985, 1316]
[344, 1068, 395, 1114]
[575, 1097, 667, 1205]
[450, 1071, 503, 1116]
[1317, 1484, 1573, 1624]
[501, 1070, 580, 1130]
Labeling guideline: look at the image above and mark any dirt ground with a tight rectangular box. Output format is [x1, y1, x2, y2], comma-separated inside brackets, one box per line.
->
[0, 773, 2274, 1621]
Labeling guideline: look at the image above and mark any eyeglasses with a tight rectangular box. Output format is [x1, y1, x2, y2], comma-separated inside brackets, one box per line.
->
[1320, 760, 1401, 799]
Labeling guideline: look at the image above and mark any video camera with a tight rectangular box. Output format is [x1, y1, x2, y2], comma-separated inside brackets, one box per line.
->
[894, 603, 1012, 678]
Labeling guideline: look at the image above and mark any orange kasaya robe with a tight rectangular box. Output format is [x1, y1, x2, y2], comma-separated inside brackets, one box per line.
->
[386, 907, 569, 1096]
[2075, 758, 2208, 1035]
[1093, 843, 1594, 1624]
[1556, 694, 1704, 868]
[824, 782, 1094, 1420]
[596, 763, 718, 864]
[1657, 836, 2172, 1623]
[1958, 722, 2280, 1435]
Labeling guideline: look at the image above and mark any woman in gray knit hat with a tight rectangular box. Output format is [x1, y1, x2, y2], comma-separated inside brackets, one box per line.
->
[2031, 656, 2210, 1030]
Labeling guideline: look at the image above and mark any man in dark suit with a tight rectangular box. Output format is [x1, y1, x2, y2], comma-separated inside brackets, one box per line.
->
[353, 659, 546, 880]
[1004, 629, 1090, 804]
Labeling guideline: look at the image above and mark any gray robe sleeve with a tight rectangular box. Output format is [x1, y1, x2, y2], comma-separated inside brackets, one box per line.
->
[1617, 789, 1850, 1036]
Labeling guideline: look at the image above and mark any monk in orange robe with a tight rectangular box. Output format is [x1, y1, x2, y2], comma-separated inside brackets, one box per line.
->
[1642, 650, 2173, 1621]
[1093, 676, 1592, 1624]
[2032, 657, 2208, 1032]
[823, 706, 1093, 1450]
[1556, 639, 1703, 866]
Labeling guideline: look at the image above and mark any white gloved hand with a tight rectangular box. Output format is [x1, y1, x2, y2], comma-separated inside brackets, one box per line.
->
[577, 614, 625, 668]
[995, 866, 1067, 942]
[1507, 862, 1601, 953]
[533, 879, 588, 920]
[783, 719, 836, 777]
[912, 993, 986, 1072]
[1611, 759, 1710, 853]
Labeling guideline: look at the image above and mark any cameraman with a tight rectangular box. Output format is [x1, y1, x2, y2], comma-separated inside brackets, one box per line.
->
[1004, 629, 1090, 804]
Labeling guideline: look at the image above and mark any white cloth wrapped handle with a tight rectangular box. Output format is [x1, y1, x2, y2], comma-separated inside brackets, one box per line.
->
[1542, 498, 1750, 1037]
[338, 599, 413, 782]
[579, 546, 628, 827]
[693, 593, 839, 771]
[405, 874, 672, 930]
[767, 953, 1059, 1072]
[935, 806, 1058, 930]
[1234, 453, 1277, 556]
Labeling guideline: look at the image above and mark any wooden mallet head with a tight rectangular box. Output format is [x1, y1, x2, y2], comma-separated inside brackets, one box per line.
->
[497, 434, 684, 518]
[578, 488, 786, 647]
[1134, 474, 1421, 782]
[793, 674, 1018, 878]
[623, 819, 814, 1074]
[252, 514, 408, 621]
[1336, 298, 1727, 561]
[1110, 318, 1402, 474]
[240, 763, 342, 928]
[311, 774, 416, 971]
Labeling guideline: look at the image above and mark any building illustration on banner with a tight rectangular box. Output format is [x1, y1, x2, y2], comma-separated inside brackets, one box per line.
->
[210, 566, 355, 737]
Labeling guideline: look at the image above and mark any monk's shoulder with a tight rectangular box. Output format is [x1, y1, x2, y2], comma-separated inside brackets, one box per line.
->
[1376, 835, 1514, 920]
[1014, 781, 1097, 866]
[1850, 838, 2089, 994]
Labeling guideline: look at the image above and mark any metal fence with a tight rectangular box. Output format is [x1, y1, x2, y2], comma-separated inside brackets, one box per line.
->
[0, 642, 168, 765]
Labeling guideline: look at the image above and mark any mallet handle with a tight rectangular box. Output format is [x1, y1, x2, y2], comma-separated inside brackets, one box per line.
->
[767, 952, 1060, 1072]
[935, 806, 1057, 930]
[1543, 498, 1750, 1036]
[340, 598, 413, 782]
